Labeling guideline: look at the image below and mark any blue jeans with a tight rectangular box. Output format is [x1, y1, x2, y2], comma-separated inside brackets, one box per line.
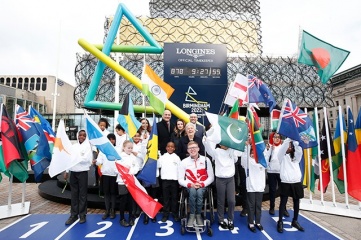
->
[187, 187, 206, 214]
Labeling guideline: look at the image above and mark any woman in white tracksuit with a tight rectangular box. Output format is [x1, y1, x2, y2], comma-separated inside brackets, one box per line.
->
[241, 145, 266, 233]
[276, 138, 305, 233]
[204, 139, 238, 230]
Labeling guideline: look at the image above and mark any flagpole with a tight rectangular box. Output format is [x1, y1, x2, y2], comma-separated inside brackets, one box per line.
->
[142, 55, 146, 118]
[7, 175, 13, 210]
[315, 107, 324, 204]
[339, 105, 349, 208]
[52, 19, 61, 131]
[305, 108, 312, 203]
[323, 107, 337, 206]
[114, 31, 120, 126]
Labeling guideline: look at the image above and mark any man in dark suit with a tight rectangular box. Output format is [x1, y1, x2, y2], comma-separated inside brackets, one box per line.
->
[157, 110, 175, 155]
[189, 113, 205, 139]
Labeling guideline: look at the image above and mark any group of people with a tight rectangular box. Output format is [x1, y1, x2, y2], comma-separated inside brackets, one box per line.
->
[63, 109, 305, 234]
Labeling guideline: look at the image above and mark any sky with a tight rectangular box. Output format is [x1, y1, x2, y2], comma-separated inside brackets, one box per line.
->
[0, 0, 360, 86]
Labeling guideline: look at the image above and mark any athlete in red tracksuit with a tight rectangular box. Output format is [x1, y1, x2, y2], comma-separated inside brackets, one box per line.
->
[178, 141, 214, 227]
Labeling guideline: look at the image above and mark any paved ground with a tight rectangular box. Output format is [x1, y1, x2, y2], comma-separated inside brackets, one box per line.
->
[0, 182, 360, 240]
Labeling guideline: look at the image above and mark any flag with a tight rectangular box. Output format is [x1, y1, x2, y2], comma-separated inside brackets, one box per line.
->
[248, 75, 276, 112]
[271, 108, 281, 131]
[318, 120, 335, 193]
[29, 106, 55, 154]
[345, 108, 361, 201]
[0, 139, 10, 182]
[228, 99, 239, 120]
[247, 108, 267, 168]
[206, 112, 248, 151]
[309, 110, 319, 192]
[137, 115, 158, 185]
[141, 64, 174, 115]
[355, 107, 361, 145]
[332, 112, 346, 194]
[298, 30, 350, 84]
[118, 93, 141, 138]
[0, 104, 28, 182]
[16, 105, 51, 182]
[226, 73, 248, 107]
[85, 112, 121, 161]
[49, 120, 80, 178]
[116, 162, 162, 218]
[277, 99, 317, 149]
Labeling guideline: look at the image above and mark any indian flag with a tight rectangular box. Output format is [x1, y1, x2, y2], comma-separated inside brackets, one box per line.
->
[141, 64, 174, 115]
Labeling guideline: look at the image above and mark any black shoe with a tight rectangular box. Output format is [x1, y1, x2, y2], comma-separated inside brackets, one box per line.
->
[269, 208, 275, 215]
[79, 215, 86, 224]
[240, 209, 248, 217]
[143, 215, 149, 225]
[120, 219, 129, 227]
[161, 215, 168, 222]
[129, 218, 135, 226]
[173, 215, 180, 222]
[102, 211, 109, 220]
[110, 209, 115, 219]
[228, 221, 234, 230]
[219, 221, 228, 229]
[291, 220, 305, 231]
[256, 223, 263, 231]
[248, 224, 256, 233]
[151, 216, 157, 223]
[284, 209, 290, 217]
[277, 221, 283, 233]
[65, 216, 78, 225]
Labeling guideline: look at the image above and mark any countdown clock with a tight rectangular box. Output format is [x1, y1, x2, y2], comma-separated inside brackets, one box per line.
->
[164, 43, 227, 124]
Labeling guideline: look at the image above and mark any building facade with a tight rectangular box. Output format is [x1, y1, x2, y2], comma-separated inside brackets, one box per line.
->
[0, 75, 75, 118]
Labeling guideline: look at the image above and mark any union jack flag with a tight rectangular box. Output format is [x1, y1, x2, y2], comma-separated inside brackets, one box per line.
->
[15, 105, 51, 182]
[277, 99, 317, 149]
[247, 75, 276, 112]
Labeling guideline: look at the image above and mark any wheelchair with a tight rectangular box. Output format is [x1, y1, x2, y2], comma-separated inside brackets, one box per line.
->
[178, 186, 215, 236]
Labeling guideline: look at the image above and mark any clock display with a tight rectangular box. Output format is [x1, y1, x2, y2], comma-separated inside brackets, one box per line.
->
[170, 67, 221, 77]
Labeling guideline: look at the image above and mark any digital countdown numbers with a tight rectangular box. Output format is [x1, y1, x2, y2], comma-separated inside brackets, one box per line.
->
[170, 67, 221, 77]
[164, 43, 227, 123]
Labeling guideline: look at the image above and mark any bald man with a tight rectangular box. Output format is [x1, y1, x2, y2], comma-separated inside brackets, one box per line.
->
[157, 110, 175, 155]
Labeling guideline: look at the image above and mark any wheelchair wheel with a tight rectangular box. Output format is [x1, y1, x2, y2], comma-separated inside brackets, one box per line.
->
[207, 228, 213, 237]
[209, 188, 215, 224]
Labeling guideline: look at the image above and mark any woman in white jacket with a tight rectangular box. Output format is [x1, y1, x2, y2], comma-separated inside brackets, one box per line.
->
[241, 145, 266, 233]
[276, 138, 305, 233]
[263, 132, 289, 217]
[95, 133, 121, 220]
[204, 139, 238, 230]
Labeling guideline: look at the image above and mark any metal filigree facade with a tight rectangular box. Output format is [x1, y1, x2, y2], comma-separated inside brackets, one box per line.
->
[74, 0, 334, 111]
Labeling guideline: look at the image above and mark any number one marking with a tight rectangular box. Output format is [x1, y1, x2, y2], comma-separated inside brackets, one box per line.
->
[19, 221, 48, 239]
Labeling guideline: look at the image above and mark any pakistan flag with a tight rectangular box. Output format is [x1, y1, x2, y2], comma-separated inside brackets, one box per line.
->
[205, 112, 248, 151]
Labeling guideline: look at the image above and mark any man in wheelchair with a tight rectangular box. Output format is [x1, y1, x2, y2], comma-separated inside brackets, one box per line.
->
[178, 141, 214, 228]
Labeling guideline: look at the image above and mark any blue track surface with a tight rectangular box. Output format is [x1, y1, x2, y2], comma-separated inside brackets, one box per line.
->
[0, 211, 340, 240]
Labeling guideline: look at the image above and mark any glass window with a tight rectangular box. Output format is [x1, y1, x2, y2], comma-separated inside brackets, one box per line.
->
[329, 111, 333, 117]
[24, 78, 29, 90]
[19, 78, 24, 89]
[42, 78, 47, 91]
[0, 77, 4, 85]
[343, 99, 346, 105]
[36, 77, 41, 91]
[17, 99, 25, 108]
[26, 101, 32, 111]
[39, 104, 44, 114]
[336, 101, 339, 106]
[6, 77, 11, 86]
[33, 102, 39, 111]
[0, 96, 3, 104]
[6, 97, 15, 118]
[11, 77, 17, 88]
[30, 78, 35, 90]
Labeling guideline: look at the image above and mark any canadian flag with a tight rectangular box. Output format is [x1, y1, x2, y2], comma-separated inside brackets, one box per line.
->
[224, 74, 248, 106]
